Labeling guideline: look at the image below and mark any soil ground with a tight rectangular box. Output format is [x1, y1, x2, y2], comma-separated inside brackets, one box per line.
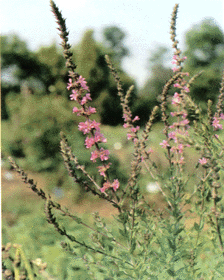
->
[2, 167, 205, 230]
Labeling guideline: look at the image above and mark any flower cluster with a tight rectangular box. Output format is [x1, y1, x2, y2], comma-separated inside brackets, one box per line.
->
[68, 75, 119, 193]
[123, 114, 140, 142]
[160, 56, 191, 165]
[171, 55, 187, 72]
[212, 113, 224, 131]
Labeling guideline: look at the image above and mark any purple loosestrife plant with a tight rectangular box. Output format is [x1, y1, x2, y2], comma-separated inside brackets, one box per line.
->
[7, 2, 224, 279]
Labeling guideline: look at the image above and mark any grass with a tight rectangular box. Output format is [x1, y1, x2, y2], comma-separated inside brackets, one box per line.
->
[3, 123, 224, 278]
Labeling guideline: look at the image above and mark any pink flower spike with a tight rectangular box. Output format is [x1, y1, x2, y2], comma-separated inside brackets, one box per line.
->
[199, 157, 207, 165]
[123, 123, 129, 128]
[112, 179, 120, 191]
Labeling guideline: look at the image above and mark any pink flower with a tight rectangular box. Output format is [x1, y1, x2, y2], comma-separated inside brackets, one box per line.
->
[123, 114, 130, 122]
[85, 136, 95, 149]
[77, 75, 89, 91]
[199, 157, 207, 165]
[91, 120, 101, 131]
[99, 148, 110, 161]
[177, 144, 184, 154]
[73, 107, 81, 114]
[67, 78, 74, 90]
[123, 123, 129, 128]
[174, 83, 181, 88]
[85, 106, 96, 116]
[70, 90, 79, 101]
[178, 157, 185, 165]
[131, 126, 140, 133]
[100, 179, 120, 193]
[100, 181, 111, 193]
[172, 66, 179, 72]
[90, 150, 99, 162]
[180, 119, 190, 127]
[133, 116, 140, 122]
[97, 163, 111, 177]
[168, 131, 176, 140]
[78, 120, 93, 134]
[94, 132, 107, 144]
[78, 120, 101, 134]
[170, 112, 177, 117]
[212, 117, 223, 130]
[81, 93, 92, 105]
[112, 179, 120, 191]
[160, 140, 170, 148]
[127, 133, 132, 140]
[172, 92, 181, 105]
[183, 86, 190, 93]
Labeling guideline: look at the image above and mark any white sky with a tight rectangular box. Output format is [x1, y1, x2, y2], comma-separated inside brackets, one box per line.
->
[2, 0, 224, 87]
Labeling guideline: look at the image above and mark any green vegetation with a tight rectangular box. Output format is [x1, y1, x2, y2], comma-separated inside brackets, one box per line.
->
[2, 1, 224, 279]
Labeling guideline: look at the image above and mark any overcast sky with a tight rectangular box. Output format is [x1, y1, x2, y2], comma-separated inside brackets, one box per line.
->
[2, 0, 224, 87]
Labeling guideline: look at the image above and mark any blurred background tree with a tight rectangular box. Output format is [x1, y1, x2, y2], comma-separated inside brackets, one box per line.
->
[103, 26, 129, 67]
[2, 20, 224, 194]
[73, 27, 137, 126]
[1, 34, 53, 119]
[132, 46, 172, 125]
[183, 19, 224, 108]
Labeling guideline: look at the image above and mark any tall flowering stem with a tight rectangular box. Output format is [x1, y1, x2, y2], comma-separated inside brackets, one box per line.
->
[50, 1, 120, 197]
[105, 55, 142, 198]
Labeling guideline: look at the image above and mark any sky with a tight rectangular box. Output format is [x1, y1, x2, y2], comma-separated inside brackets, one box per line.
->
[2, 0, 224, 87]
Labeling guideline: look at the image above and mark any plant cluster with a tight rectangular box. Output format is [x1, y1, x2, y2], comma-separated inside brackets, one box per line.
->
[4, 1, 224, 279]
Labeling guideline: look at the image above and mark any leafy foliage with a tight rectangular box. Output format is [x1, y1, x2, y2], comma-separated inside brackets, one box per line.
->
[183, 19, 224, 105]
